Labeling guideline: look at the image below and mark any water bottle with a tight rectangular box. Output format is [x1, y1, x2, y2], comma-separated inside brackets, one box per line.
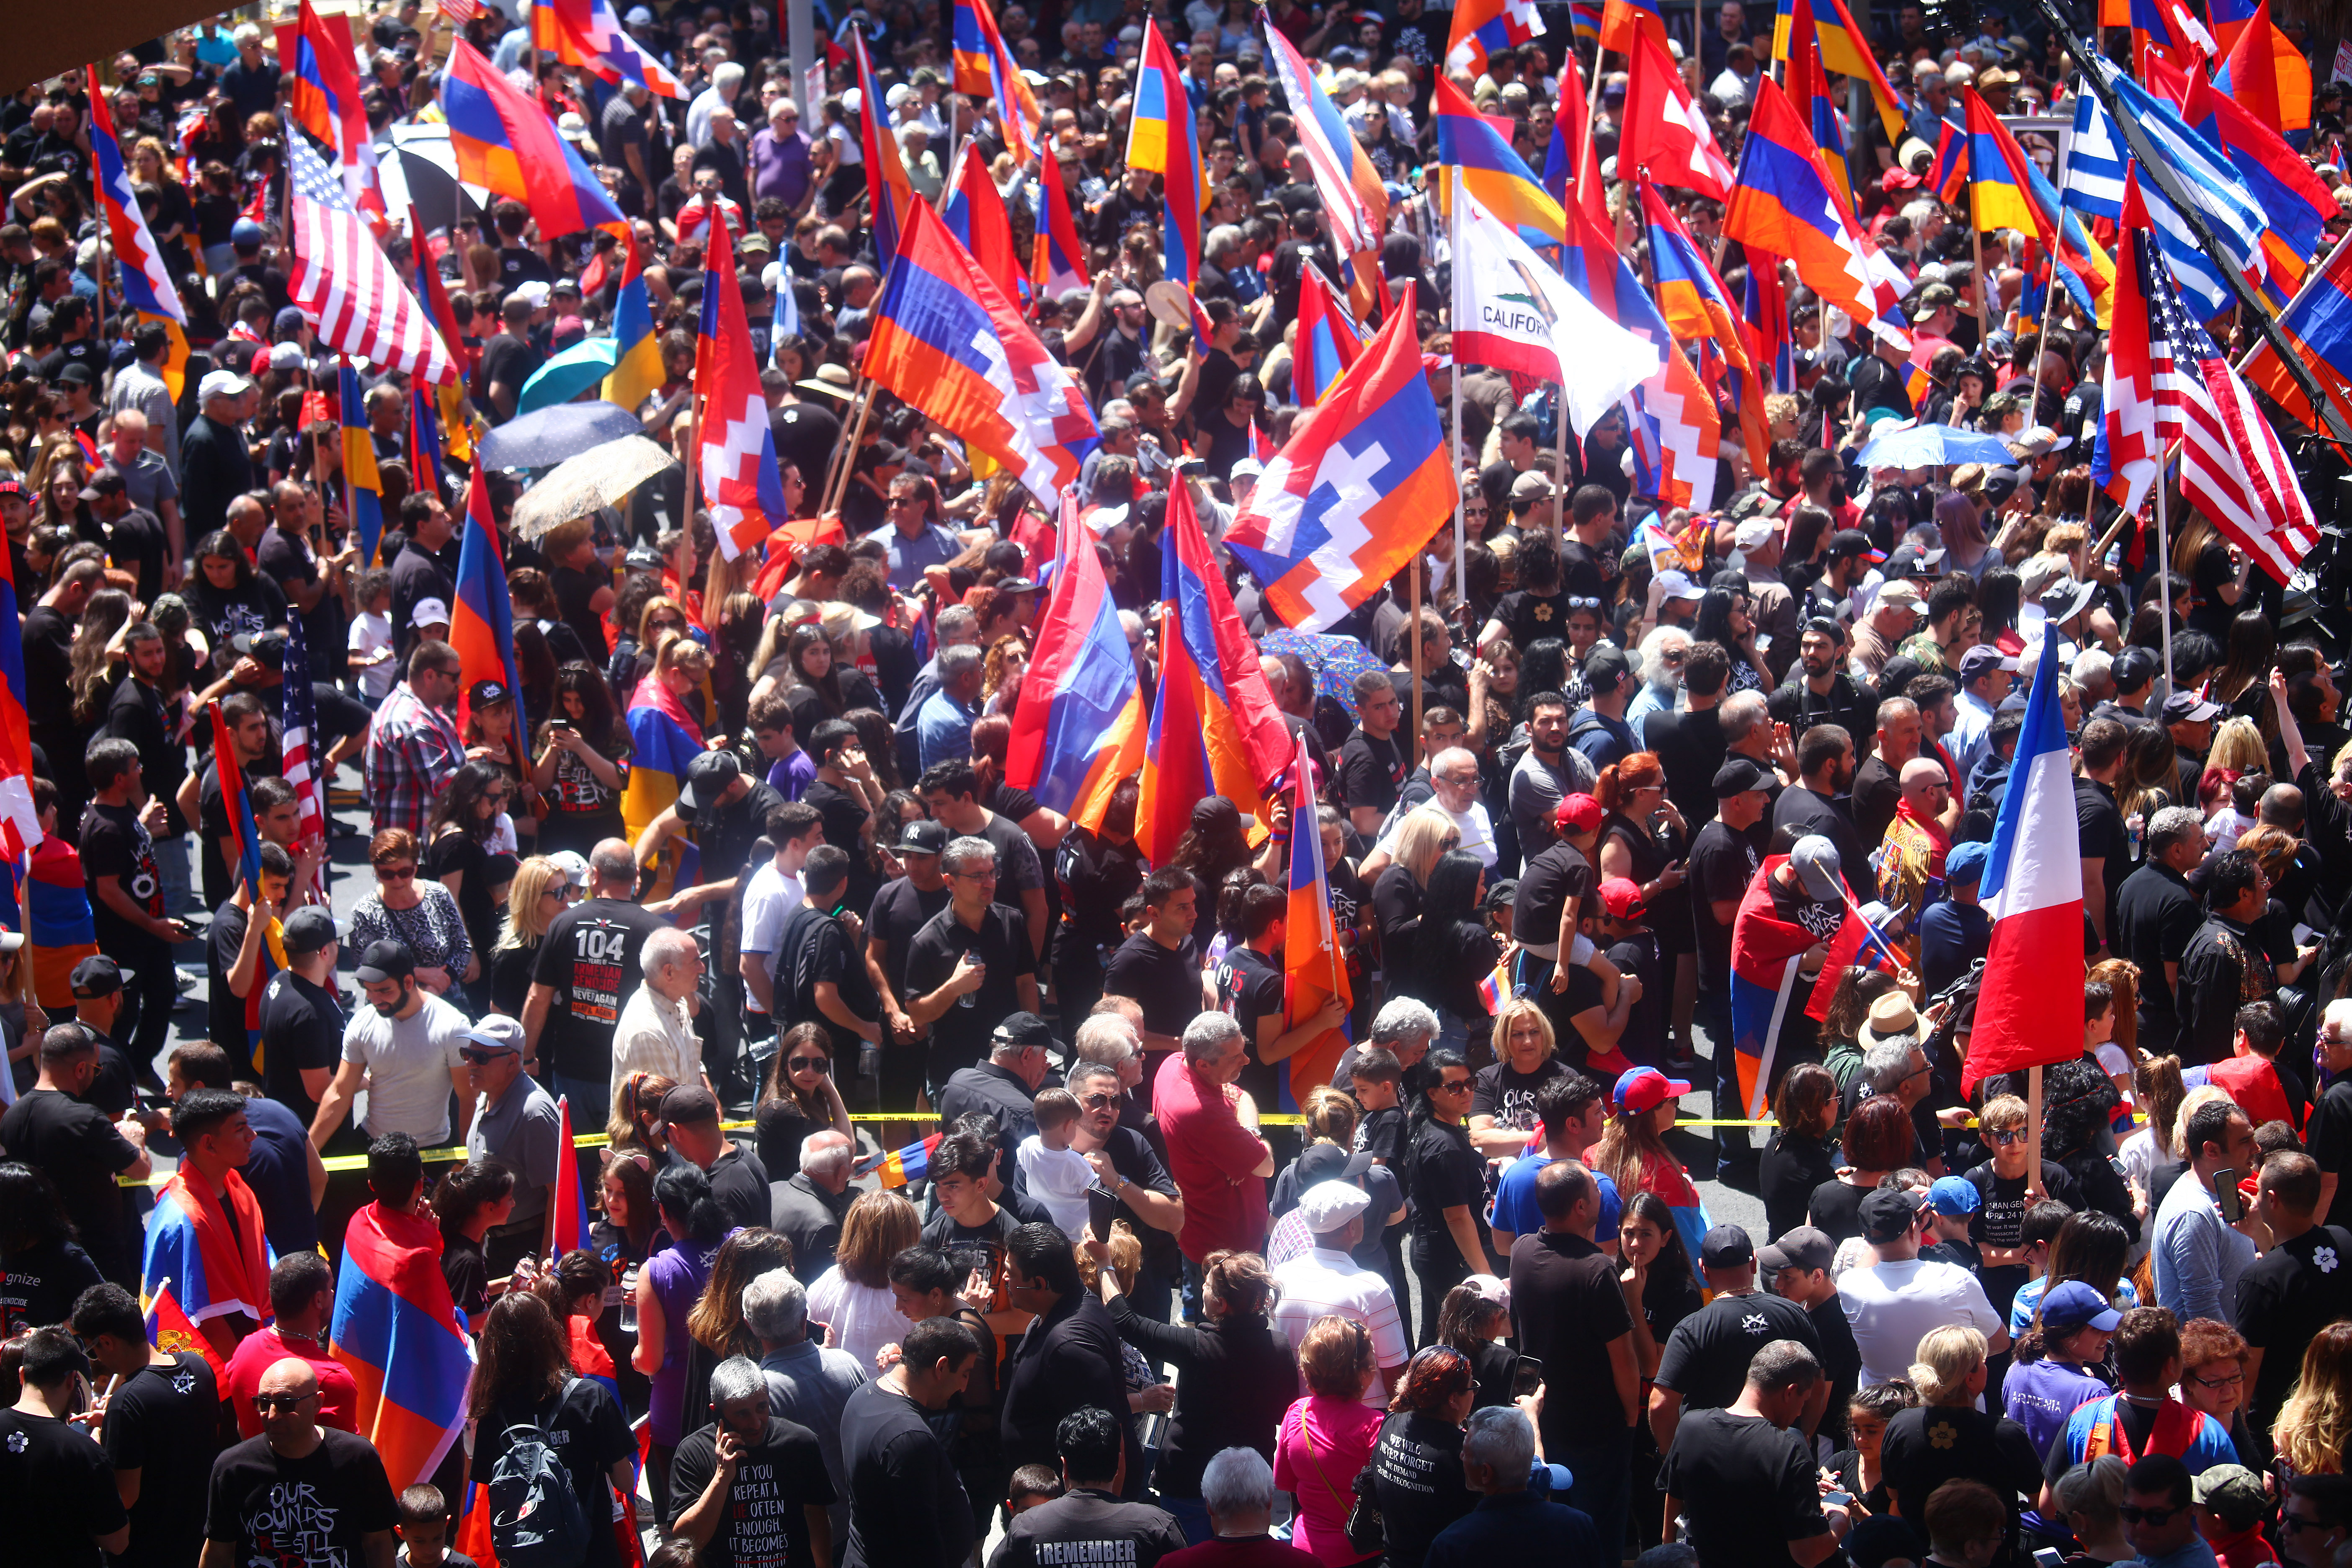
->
[860, 1042, 882, 1081]
[619, 1263, 640, 1333]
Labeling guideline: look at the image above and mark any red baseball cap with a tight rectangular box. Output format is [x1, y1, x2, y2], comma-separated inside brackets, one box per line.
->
[1614, 1067, 1691, 1116]
[1599, 877, 1648, 921]
[1554, 793, 1604, 835]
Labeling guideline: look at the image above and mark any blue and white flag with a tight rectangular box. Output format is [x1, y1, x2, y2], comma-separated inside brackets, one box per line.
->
[2107, 70, 2270, 318]
[2063, 85, 2126, 220]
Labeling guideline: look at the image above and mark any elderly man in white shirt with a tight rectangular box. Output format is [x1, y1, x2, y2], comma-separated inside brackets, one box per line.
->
[1270, 1179, 1413, 1406]
[1361, 747, 1498, 873]
[610, 926, 712, 1101]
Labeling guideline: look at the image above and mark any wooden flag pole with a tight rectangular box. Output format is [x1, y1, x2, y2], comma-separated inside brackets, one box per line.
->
[1971, 228, 1990, 343]
[1449, 170, 1467, 593]
[1408, 559, 1425, 753]
[826, 378, 879, 516]
[2027, 1062, 2045, 1199]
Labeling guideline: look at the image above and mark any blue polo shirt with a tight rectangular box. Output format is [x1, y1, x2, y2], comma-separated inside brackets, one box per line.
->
[884, 521, 963, 590]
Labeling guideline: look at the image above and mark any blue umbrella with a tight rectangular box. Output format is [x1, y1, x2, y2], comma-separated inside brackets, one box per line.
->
[1259, 628, 1385, 720]
[1854, 421, 2018, 469]
[517, 338, 619, 415]
[478, 400, 644, 471]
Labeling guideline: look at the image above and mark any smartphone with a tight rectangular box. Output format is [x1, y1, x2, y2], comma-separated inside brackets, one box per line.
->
[1087, 1184, 1119, 1243]
[1822, 1491, 1853, 1509]
[547, 718, 572, 731]
[2034, 1550, 2066, 1568]
[1510, 1356, 1544, 1399]
[2214, 1171, 2245, 1224]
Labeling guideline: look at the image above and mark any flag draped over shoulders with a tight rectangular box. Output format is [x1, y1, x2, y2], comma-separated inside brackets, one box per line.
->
[332, 1201, 477, 1491]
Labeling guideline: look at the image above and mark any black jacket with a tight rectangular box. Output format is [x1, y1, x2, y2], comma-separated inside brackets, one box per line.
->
[1103, 1292, 1299, 1500]
[999, 1290, 1143, 1481]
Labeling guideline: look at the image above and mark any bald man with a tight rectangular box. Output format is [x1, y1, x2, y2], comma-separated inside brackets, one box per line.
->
[1877, 757, 1954, 927]
[202, 1359, 399, 1568]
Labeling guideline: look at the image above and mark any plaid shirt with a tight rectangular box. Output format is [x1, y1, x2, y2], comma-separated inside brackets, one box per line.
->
[365, 682, 462, 837]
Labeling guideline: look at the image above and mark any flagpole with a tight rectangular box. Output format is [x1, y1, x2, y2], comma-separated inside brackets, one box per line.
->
[1970, 228, 1989, 344]
[826, 378, 879, 516]
[2153, 467, 2175, 689]
[1449, 170, 1467, 599]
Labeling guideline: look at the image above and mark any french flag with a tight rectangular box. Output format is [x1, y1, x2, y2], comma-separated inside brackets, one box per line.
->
[1965, 633, 2086, 1093]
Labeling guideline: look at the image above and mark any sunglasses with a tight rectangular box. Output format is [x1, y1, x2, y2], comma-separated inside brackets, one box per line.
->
[1438, 1077, 1474, 1093]
[1988, 1128, 2026, 1146]
[787, 1056, 828, 1071]
[377, 866, 416, 881]
[1565, 596, 1602, 610]
[1439, 835, 1462, 849]
[1079, 1091, 1121, 1109]
[459, 1048, 512, 1065]
[252, 1392, 315, 1413]
[2118, 1506, 2181, 1527]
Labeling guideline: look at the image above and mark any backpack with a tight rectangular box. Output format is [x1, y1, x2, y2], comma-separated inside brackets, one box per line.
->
[487, 1380, 591, 1568]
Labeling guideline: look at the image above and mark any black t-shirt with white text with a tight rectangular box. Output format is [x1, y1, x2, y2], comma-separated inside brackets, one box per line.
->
[532, 897, 674, 1080]
[667, 1416, 836, 1568]
[1215, 944, 1286, 1111]
[206, 1428, 399, 1567]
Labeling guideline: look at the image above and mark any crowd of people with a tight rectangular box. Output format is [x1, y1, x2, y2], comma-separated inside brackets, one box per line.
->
[0, 2, 2351, 1568]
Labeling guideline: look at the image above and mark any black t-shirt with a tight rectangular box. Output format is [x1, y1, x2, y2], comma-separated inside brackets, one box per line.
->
[206, 1428, 399, 1563]
[387, 544, 453, 664]
[1511, 841, 1590, 957]
[1100, 931, 1203, 1042]
[481, 330, 545, 411]
[2309, 1078, 2352, 1181]
[80, 800, 163, 949]
[0, 1235, 103, 1336]
[1408, 1119, 1485, 1252]
[470, 1379, 636, 1568]
[1471, 1058, 1569, 1139]
[1508, 1229, 1635, 1446]
[0, 1089, 139, 1254]
[708, 1142, 772, 1234]
[1489, 590, 1573, 652]
[21, 603, 75, 730]
[532, 898, 674, 1079]
[800, 780, 875, 916]
[1214, 944, 1286, 1110]
[867, 876, 953, 1011]
[903, 903, 1036, 1077]
[922, 1202, 1026, 1317]
[0, 1406, 126, 1568]
[1056, 829, 1147, 965]
[2235, 1223, 2352, 1428]
[1879, 1405, 2043, 1549]
[1654, 1290, 1822, 1413]
[668, 1415, 836, 1568]
[779, 909, 877, 1057]
[258, 970, 343, 1126]
[993, 1488, 1188, 1568]
[1368, 1411, 1478, 1568]
[549, 564, 610, 664]
[1337, 727, 1408, 818]
[2073, 776, 2134, 941]
[1808, 1293, 1861, 1450]
[1963, 1161, 2084, 1252]
[1660, 1408, 1831, 1568]
[102, 1352, 221, 1568]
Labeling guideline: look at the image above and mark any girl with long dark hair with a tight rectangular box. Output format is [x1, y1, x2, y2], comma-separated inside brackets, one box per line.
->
[754, 1023, 855, 1179]
[632, 1162, 737, 1514]
[1620, 1187, 1703, 1551]
[1418, 851, 1503, 1063]
[468, 1292, 637, 1568]
[0, 1160, 101, 1333]
[432, 1158, 515, 1326]
[591, 1147, 657, 1413]
[424, 758, 521, 975]
[534, 661, 630, 858]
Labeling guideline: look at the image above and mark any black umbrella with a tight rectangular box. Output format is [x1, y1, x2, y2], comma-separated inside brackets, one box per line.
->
[478, 402, 647, 471]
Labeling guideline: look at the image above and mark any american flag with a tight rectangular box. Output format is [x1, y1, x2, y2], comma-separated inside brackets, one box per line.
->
[286, 135, 459, 385]
[281, 613, 330, 899]
[2121, 217, 2320, 585]
[437, 0, 483, 21]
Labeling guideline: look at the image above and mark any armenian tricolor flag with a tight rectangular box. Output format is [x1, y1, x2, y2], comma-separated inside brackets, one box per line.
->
[142, 1166, 273, 1376]
[333, 1200, 477, 1489]
[1293, 262, 1368, 407]
[622, 663, 705, 898]
[853, 28, 918, 273]
[451, 458, 523, 738]
[2244, 232, 2352, 436]
[865, 1133, 942, 1187]
[443, 39, 626, 239]
[1281, 731, 1351, 1110]
[1127, 21, 1205, 294]
[1434, 77, 1564, 245]
[0, 468, 38, 856]
[1779, 0, 1849, 203]
[952, 0, 1040, 163]
[338, 362, 385, 568]
[1599, 0, 1669, 54]
[603, 226, 663, 415]
[1773, 0, 1906, 146]
[1136, 483, 1293, 864]
[1725, 80, 1886, 333]
[2184, 71, 2329, 312]
[1963, 88, 2053, 247]
[1004, 494, 1145, 833]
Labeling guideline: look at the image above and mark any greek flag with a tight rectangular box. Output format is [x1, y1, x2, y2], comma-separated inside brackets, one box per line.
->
[2107, 71, 2271, 319]
[2063, 86, 2126, 219]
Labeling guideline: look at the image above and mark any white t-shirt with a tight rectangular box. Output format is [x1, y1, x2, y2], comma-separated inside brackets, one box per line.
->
[1838, 1256, 2006, 1387]
[350, 611, 396, 700]
[1372, 797, 1499, 868]
[340, 989, 471, 1144]
[739, 861, 806, 1017]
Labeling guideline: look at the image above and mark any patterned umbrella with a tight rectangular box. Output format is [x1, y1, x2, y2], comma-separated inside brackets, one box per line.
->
[1258, 627, 1386, 720]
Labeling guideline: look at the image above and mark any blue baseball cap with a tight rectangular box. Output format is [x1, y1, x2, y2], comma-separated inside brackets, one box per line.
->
[1928, 1176, 1982, 1216]
[2040, 1279, 2123, 1332]
[1945, 838, 1989, 886]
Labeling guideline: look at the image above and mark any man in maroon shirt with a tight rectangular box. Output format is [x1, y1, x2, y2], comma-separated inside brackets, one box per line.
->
[1153, 1013, 1276, 1261]
[1157, 1449, 1319, 1568]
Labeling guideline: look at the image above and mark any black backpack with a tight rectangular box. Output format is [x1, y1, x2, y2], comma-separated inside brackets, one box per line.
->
[487, 1380, 591, 1568]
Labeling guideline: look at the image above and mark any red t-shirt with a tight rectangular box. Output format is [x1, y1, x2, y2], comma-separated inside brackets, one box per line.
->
[1160, 1537, 1322, 1568]
[221, 1324, 362, 1439]
[1154, 1050, 1271, 1263]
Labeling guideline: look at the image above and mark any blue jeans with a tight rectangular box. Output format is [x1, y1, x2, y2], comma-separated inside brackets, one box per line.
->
[155, 833, 193, 918]
[1558, 1439, 1630, 1562]
[1159, 1495, 1214, 1545]
[553, 1073, 611, 1134]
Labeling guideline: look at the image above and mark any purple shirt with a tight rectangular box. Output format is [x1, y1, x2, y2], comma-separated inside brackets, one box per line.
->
[750, 126, 812, 208]
[646, 1230, 732, 1442]
[767, 749, 816, 802]
[2003, 1356, 2110, 1536]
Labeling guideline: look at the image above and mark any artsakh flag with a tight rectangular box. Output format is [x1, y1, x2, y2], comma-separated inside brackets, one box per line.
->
[695, 220, 792, 560]
[1620, 27, 1735, 201]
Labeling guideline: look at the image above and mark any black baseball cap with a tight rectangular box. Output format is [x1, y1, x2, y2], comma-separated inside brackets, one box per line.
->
[1295, 1142, 1377, 1187]
[468, 679, 511, 710]
[2112, 646, 2160, 694]
[662, 1084, 721, 1125]
[1582, 642, 1632, 694]
[678, 748, 742, 812]
[1860, 1186, 1928, 1243]
[354, 940, 415, 984]
[70, 956, 129, 996]
[992, 1012, 1060, 1051]
[1825, 529, 1885, 564]
[895, 819, 950, 855]
[282, 906, 338, 955]
[2163, 690, 2223, 724]
[1699, 1225, 1754, 1269]
[1714, 756, 1773, 797]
